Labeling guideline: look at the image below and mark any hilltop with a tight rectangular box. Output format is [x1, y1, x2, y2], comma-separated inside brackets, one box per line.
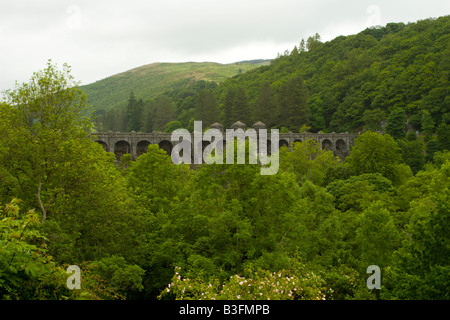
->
[81, 61, 268, 112]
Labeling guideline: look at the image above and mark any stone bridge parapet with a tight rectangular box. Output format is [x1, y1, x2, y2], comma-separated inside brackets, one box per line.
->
[92, 122, 359, 162]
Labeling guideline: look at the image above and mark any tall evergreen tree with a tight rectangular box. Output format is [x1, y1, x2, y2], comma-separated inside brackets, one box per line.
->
[306, 33, 321, 51]
[233, 86, 251, 125]
[223, 86, 236, 128]
[143, 101, 154, 133]
[277, 75, 310, 131]
[299, 39, 306, 53]
[254, 82, 275, 127]
[125, 91, 144, 132]
[153, 96, 175, 131]
[195, 88, 219, 126]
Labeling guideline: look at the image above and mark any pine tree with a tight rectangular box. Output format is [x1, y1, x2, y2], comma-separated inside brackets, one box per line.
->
[233, 87, 251, 125]
[254, 82, 275, 127]
[299, 39, 306, 53]
[306, 33, 321, 51]
[277, 75, 310, 131]
[153, 96, 175, 131]
[125, 91, 144, 132]
[143, 102, 154, 132]
[223, 86, 236, 128]
[196, 88, 219, 126]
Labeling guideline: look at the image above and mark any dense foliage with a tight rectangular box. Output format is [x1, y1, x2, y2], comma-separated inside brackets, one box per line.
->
[1, 16, 449, 301]
[94, 16, 449, 143]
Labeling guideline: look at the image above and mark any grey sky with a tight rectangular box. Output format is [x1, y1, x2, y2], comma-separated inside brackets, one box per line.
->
[1, 0, 448, 91]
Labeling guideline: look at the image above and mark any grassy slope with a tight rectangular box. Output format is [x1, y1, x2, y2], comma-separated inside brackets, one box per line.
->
[81, 61, 267, 112]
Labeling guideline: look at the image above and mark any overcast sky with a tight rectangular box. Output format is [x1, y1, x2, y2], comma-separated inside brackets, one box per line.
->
[1, 0, 448, 91]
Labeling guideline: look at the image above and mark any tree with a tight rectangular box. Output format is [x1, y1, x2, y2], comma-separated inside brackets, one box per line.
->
[385, 108, 406, 139]
[397, 138, 425, 174]
[126, 144, 190, 214]
[90, 256, 145, 298]
[306, 33, 321, 51]
[420, 110, 435, 141]
[384, 187, 450, 299]
[153, 95, 176, 131]
[279, 139, 340, 186]
[291, 45, 299, 56]
[223, 86, 236, 128]
[143, 101, 154, 132]
[254, 82, 276, 127]
[233, 87, 251, 125]
[164, 120, 183, 133]
[277, 75, 310, 130]
[356, 201, 399, 270]
[346, 131, 406, 184]
[0, 61, 143, 265]
[195, 88, 219, 125]
[363, 108, 385, 131]
[0, 198, 69, 299]
[299, 39, 306, 52]
[436, 123, 450, 151]
[1, 60, 91, 214]
[125, 91, 144, 132]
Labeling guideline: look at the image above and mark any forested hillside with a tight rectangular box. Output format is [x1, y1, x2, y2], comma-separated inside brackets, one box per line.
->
[82, 61, 268, 131]
[94, 16, 449, 142]
[216, 16, 449, 135]
[0, 16, 449, 302]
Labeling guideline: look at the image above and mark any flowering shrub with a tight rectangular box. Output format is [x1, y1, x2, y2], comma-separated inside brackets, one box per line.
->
[159, 266, 327, 300]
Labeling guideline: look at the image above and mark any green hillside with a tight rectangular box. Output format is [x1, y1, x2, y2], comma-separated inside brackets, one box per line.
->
[213, 16, 449, 134]
[82, 61, 267, 112]
[95, 16, 449, 147]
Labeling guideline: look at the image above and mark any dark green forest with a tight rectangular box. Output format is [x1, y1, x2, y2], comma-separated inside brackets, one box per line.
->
[96, 16, 449, 139]
[0, 16, 449, 300]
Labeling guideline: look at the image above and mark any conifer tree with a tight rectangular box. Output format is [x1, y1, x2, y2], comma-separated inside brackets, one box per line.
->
[125, 91, 144, 132]
[277, 75, 310, 131]
[223, 86, 236, 127]
[153, 96, 175, 131]
[196, 88, 219, 126]
[254, 82, 275, 127]
[233, 86, 251, 125]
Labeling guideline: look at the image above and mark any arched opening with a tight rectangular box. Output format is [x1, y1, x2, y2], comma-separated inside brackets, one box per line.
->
[322, 139, 333, 151]
[279, 139, 289, 149]
[137, 140, 151, 157]
[96, 140, 108, 151]
[114, 140, 131, 161]
[158, 140, 173, 155]
[335, 139, 347, 159]
[292, 139, 302, 149]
